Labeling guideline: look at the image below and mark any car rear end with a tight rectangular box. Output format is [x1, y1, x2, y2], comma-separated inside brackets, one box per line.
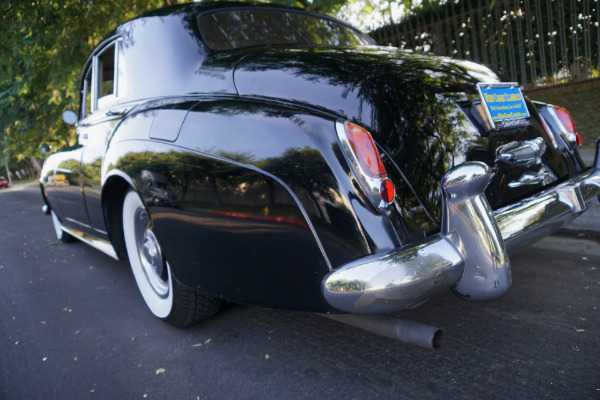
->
[191, 4, 598, 329]
[322, 64, 600, 315]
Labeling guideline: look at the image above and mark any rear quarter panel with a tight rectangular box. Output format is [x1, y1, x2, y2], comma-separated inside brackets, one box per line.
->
[103, 98, 402, 311]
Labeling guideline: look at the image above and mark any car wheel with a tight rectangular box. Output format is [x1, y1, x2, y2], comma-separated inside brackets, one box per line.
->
[122, 190, 222, 327]
[50, 210, 74, 242]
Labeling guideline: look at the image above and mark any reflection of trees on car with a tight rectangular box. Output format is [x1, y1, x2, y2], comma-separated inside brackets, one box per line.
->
[141, 170, 178, 207]
[116, 147, 340, 221]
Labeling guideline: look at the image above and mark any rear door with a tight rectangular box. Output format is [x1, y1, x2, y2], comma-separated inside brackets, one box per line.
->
[54, 38, 126, 237]
[52, 145, 89, 228]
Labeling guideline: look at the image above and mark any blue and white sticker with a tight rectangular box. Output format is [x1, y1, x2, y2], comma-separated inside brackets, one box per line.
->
[477, 83, 530, 129]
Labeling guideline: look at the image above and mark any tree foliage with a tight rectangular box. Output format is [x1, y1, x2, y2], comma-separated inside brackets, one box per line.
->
[272, 0, 348, 13]
[0, 0, 352, 167]
[0, 0, 166, 163]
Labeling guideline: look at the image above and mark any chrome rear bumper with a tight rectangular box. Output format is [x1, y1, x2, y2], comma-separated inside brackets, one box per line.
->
[496, 166, 600, 254]
[323, 143, 600, 314]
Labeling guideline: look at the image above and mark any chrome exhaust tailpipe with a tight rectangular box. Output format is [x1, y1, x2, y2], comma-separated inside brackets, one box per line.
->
[318, 313, 443, 351]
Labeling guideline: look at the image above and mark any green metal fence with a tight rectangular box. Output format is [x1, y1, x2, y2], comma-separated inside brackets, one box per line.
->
[370, 0, 600, 88]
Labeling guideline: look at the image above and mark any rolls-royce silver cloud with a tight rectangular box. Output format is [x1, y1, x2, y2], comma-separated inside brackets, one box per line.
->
[40, 2, 600, 350]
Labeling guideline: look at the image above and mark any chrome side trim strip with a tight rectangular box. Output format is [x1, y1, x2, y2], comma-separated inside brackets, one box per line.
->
[61, 225, 119, 260]
[65, 217, 92, 229]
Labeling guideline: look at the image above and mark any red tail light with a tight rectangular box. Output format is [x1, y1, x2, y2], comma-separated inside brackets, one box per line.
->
[549, 105, 581, 147]
[553, 106, 577, 133]
[380, 179, 395, 203]
[337, 121, 395, 212]
[343, 122, 387, 179]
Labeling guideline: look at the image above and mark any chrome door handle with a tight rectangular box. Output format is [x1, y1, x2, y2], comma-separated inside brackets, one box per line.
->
[496, 137, 546, 167]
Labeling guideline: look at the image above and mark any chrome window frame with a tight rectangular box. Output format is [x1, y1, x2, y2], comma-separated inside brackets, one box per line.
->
[90, 38, 122, 113]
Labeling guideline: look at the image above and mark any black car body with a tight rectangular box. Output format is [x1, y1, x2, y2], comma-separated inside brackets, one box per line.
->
[40, 2, 600, 343]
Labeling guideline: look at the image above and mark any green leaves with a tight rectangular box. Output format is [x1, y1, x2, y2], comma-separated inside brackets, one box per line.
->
[0, 0, 394, 164]
[0, 0, 165, 161]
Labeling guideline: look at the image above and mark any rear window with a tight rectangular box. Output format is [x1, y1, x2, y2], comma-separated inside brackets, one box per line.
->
[198, 9, 372, 51]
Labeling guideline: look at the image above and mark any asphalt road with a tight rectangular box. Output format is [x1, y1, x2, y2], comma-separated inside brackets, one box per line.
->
[1, 183, 599, 399]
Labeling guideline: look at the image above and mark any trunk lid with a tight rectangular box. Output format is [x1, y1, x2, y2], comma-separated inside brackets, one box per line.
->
[233, 46, 571, 234]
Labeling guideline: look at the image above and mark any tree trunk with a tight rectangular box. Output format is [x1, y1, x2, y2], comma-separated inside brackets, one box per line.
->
[30, 157, 42, 176]
[5, 164, 12, 186]
[24, 162, 34, 178]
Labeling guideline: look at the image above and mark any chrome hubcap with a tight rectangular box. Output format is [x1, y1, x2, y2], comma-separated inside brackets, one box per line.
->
[137, 212, 168, 297]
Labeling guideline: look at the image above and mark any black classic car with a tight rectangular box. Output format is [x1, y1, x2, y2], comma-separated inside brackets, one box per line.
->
[40, 2, 600, 349]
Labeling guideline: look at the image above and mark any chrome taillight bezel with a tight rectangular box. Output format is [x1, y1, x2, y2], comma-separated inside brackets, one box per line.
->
[546, 105, 580, 147]
[335, 120, 394, 212]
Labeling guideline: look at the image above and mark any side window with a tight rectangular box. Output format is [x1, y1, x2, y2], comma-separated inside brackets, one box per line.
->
[81, 67, 92, 119]
[98, 44, 115, 99]
[82, 39, 121, 115]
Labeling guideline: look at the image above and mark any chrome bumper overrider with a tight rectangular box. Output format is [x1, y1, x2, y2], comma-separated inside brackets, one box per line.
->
[323, 144, 600, 314]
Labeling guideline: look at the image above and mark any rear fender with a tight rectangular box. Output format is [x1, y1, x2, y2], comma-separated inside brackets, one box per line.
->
[103, 100, 383, 311]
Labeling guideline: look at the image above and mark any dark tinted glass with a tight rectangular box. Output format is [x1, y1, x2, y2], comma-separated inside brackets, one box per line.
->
[198, 9, 371, 51]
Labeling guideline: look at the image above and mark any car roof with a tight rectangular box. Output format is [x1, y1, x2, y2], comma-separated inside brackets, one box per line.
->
[103, 1, 360, 42]
[136, 1, 320, 19]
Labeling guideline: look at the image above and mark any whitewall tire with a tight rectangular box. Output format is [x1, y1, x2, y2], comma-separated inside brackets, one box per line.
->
[123, 190, 174, 318]
[122, 190, 222, 327]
